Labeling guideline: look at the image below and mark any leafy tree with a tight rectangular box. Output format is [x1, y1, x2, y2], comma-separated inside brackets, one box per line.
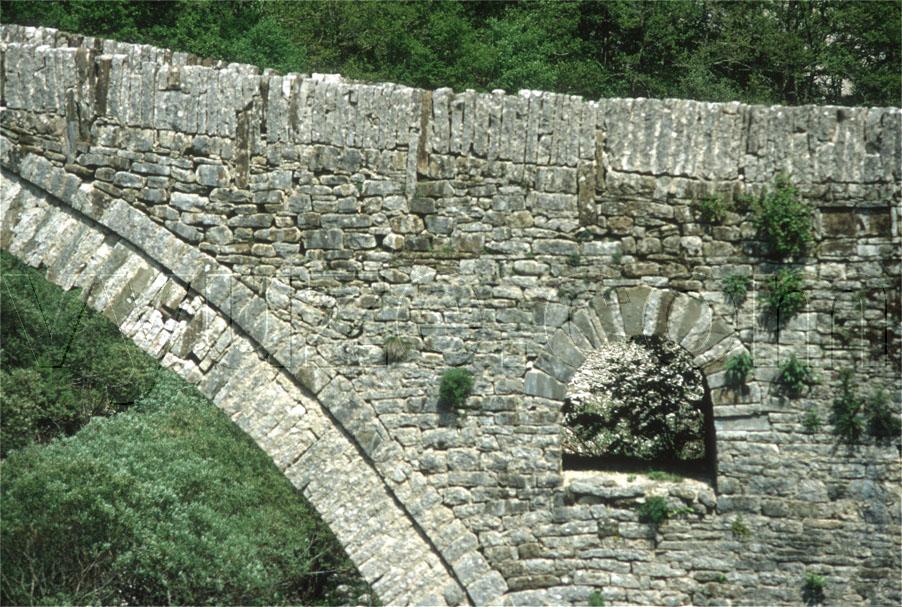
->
[2, 0, 897, 106]
[562, 336, 708, 461]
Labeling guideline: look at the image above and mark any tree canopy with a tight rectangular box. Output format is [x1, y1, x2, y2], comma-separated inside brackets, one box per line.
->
[3, 0, 899, 106]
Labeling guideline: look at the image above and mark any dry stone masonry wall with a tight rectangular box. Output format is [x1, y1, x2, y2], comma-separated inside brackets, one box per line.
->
[1, 25, 899, 606]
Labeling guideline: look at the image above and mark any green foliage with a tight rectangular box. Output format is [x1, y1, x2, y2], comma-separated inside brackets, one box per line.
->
[776, 354, 817, 399]
[637, 496, 670, 527]
[3, 0, 899, 106]
[588, 590, 606, 607]
[802, 571, 826, 606]
[751, 176, 814, 259]
[722, 273, 752, 306]
[831, 369, 901, 445]
[714, 573, 727, 584]
[644, 470, 684, 482]
[384, 336, 411, 364]
[567, 253, 581, 267]
[724, 352, 754, 387]
[439, 368, 475, 409]
[0, 251, 158, 456]
[0, 373, 369, 606]
[802, 408, 823, 433]
[866, 389, 901, 443]
[562, 336, 707, 462]
[831, 368, 866, 444]
[696, 196, 729, 224]
[762, 268, 807, 321]
[730, 516, 751, 541]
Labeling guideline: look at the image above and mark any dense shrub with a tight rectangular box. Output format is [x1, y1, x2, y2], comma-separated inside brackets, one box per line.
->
[563, 336, 707, 461]
[761, 268, 807, 322]
[0, 251, 158, 456]
[0, 372, 369, 606]
[751, 175, 814, 259]
[439, 368, 475, 409]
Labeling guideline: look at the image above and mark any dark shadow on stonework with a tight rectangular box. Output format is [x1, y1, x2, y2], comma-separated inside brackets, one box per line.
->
[561, 335, 717, 484]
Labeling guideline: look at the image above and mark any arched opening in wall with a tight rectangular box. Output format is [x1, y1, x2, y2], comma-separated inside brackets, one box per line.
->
[561, 335, 716, 482]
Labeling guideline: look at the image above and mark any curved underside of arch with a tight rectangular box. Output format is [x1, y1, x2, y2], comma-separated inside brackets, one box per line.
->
[0, 167, 476, 607]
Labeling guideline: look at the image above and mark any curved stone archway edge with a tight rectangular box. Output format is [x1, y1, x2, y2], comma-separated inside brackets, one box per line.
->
[524, 287, 749, 465]
[0, 162, 507, 606]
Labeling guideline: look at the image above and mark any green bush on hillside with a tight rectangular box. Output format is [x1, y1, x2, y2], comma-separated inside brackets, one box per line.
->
[0, 251, 158, 456]
[1, 372, 369, 606]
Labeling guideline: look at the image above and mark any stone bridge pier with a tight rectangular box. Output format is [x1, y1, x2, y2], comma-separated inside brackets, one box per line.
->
[1, 25, 899, 606]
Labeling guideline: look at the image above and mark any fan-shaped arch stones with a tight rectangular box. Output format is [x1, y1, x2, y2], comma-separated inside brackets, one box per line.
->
[524, 287, 750, 473]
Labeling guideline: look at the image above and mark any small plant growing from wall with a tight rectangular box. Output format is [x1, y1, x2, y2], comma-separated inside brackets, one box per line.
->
[801, 571, 826, 605]
[588, 590, 606, 607]
[751, 174, 814, 259]
[762, 268, 807, 321]
[802, 408, 822, 433]
[637, 496, 670, 528]
[722, 273, 752, 306]
[696, 195, 729, 224]
[645, 470, 684, 482]
[730, 516, 751, 541]
[866, 388, 901, 443]
[831, 368, 865, 444]
[384, 336, 411, 364]
[831, 369, 901, 445]
[777, 354, 817, 399]
[439, 368, 475, 410]
[725, 352, 753, 387]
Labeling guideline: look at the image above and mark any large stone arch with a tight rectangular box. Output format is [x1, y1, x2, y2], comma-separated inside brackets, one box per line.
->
[0, 166, 485, 606]
[524, 286, 749, 478]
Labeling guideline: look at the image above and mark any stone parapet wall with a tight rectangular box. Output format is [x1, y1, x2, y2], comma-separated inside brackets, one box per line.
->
[2, 24, 899, 606]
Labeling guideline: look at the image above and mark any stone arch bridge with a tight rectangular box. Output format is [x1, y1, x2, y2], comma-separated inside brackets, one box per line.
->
[1, 26, 899, 606]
